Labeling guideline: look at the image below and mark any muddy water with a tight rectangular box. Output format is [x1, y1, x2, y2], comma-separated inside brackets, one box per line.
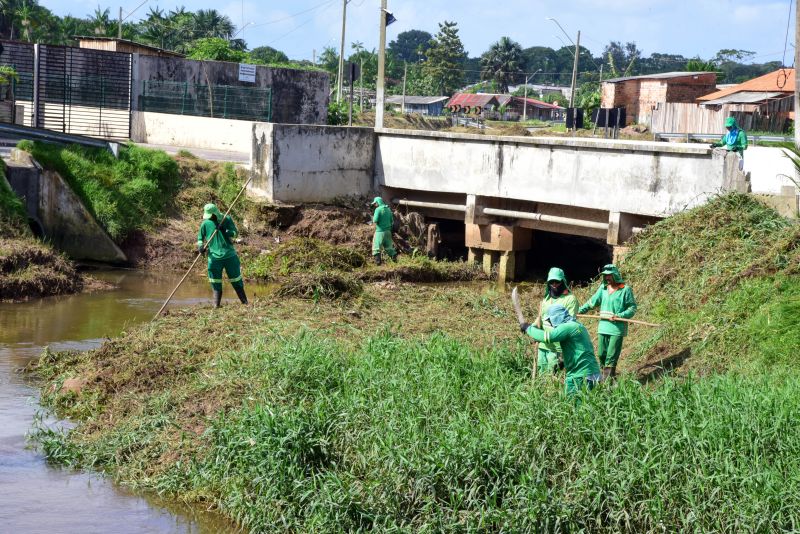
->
[0, 270, 255, 534]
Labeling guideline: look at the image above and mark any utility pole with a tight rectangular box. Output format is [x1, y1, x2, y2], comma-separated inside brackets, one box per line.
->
[569, 30, 580, 109]
[337, 0, 348, 103]
[312, 49, 316, 64]
[795, 0, 799, 148]
[401, 61, 407, 113]
[375, 0, 387, 128]
[118, 7, 123, 39]
[359, 57, 364, 110]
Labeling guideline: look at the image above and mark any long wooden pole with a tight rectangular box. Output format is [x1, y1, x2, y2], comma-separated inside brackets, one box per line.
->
[153, 175, 253, 320]
[577, 314, 661, 327]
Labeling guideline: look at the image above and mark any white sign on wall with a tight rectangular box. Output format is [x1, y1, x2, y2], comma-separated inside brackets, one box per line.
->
[238, 63, 256, 83]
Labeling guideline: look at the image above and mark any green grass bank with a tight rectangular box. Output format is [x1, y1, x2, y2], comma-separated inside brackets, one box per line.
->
[32, 193, 800, 531]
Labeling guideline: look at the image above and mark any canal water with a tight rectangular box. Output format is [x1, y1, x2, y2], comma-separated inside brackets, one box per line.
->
[0, 270, 253, 533]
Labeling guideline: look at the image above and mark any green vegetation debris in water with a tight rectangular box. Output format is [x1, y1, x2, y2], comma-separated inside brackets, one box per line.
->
[30, 192, 800, 531]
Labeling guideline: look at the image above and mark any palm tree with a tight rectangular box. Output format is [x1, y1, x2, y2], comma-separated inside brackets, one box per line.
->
[480, 37, 523, 94]
[89, 6, 111, 36]
[193, 9, 234, 39]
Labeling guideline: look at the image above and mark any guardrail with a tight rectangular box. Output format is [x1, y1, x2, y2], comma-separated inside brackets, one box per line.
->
[0, 122, 119, 156]
[654, 132, 792, 144]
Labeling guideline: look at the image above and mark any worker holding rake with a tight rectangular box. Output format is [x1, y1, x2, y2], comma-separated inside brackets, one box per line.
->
[370, 197, 397, 265]
[579, 264, 637, 380]
[197, 203, 248, 308]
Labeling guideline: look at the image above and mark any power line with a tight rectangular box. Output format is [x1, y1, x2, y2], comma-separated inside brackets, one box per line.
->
[249, 0, 338, 29]
[781, 0, 794, 66]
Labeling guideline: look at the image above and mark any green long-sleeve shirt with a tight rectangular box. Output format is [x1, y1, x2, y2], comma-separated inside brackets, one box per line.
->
[372, 204, 393, 232]
[712, 128, 747, 155]
[579, 284, 637, 336]
[525, 321, 600, 379]
[539, 293, 579, 353]
[197, 216, 238, 260]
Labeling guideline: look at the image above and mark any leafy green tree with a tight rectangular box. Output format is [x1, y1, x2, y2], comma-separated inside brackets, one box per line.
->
[388, 29, 432, 63]
[521, 46, 558, 77]
[193, 9, 234, 39]
[423, 21, 466, 95]
[249, 46, 288, 65]
[88, 6, 113, 37]
[480, 36, 523, 93]
[187, 37, 246, 62]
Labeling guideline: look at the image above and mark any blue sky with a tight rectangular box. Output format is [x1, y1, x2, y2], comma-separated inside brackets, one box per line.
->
[45, 0, 795, 67]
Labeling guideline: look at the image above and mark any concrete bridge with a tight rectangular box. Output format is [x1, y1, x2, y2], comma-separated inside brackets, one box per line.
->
[250, 125, 752, 279]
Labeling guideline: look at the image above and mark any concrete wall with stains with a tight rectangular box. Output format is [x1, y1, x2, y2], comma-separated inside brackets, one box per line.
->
[374, 129, 749, 217]
[131, 55, 329, 125]
[251, 124, 375, 202]
[131, 111, 258, 155]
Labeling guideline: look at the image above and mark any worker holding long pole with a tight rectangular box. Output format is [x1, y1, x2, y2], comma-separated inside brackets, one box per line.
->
[197, 203, 248, 308]
[578, 264, 637, 381]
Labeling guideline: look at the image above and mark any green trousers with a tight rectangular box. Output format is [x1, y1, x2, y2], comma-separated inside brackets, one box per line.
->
[565, 373, 601, 396]
[208, 254, 244, 292]
[537, 348, 560, 374]
[372, 230, 396, 257]
[597, 334, 624, 368]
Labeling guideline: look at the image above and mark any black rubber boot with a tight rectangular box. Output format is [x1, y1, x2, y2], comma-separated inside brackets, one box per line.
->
[610, 366, 618, 380]
[601, 367, 612, 382]
[389, 253, 398, 262]
[373, 253, 382, 266]
[234, 285, 248, 305]
[212, 289, 222, 308]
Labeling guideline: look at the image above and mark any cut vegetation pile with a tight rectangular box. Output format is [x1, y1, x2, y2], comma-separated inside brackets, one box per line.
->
[0, 166, 82, 300]
[31, 193, 800, 531]
[249, 237, 486, 299]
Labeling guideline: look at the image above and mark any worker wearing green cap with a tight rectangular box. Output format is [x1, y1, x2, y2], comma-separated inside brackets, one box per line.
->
[370, 196, 397, 265]
[578, 264, 637, 380]
[197, 203, 247, 308]
[710, 116, 747, 156]
[536, 267, 580, 374]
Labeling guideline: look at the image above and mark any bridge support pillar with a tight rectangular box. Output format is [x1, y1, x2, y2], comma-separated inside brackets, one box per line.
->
[465, 223, 532, 282]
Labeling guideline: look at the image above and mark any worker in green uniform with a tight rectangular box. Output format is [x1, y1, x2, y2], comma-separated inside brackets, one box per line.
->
[521, 304, 601, 396]
[371, 196, 397, 265]
[710, 116, 747, 156]
[197, 203, 247, 308]
[536, 267, 580, 374]
[578, 264, 637, 380]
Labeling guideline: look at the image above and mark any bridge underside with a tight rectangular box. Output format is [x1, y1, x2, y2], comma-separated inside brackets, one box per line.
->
[384, 187, 659, 281]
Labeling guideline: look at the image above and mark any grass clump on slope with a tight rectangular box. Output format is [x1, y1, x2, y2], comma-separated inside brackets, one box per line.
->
[622, 192, 800, 374]
[17, 140, 180, 241]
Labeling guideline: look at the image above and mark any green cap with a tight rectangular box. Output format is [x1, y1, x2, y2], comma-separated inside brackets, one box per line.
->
[724, 117, 736, 127]
[203, 203, 223, 221]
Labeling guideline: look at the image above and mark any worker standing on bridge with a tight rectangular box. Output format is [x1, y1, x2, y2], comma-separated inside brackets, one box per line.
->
[521, 304, 601, 396]
[579, 264, 637, 381]
[710, 116, 747, 156]
[370, 196, 397, 265]
[197, 203, 248, 308]
[536, 267, 580, 374]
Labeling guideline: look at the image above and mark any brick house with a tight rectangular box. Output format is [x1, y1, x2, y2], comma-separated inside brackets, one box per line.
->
[601, 72, 717, 125]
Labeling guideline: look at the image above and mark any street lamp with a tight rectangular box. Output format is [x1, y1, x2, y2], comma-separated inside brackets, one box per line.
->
[546, 17, 580, 113]
[522, 68, 542, 122]
[231, 22, 254, 39]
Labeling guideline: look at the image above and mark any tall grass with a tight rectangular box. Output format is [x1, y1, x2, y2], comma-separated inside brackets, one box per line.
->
[17, 141, 180, 240]
[35, 331, 800, 532]
[0, 164, 28, 237]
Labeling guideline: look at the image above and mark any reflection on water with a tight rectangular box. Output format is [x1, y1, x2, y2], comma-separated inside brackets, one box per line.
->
[0, 270, 245, 534]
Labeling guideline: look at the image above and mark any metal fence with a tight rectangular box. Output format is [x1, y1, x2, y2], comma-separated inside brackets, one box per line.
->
[0, 41, 132, 140]
[140, 80, 272, 122]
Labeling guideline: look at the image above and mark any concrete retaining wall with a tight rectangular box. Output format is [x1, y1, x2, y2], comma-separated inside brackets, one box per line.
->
[744, 146, 798, 194]
[131, 111, 259, 154]
[375, 129, 748, 218]
[251, 124, 375, 203]
[5, 151, 126, 263]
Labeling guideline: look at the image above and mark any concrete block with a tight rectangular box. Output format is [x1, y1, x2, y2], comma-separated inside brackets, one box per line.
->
[465, 223, 532, 251]
[482, 250, 497, 276]
[498, 251, 516, 283]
